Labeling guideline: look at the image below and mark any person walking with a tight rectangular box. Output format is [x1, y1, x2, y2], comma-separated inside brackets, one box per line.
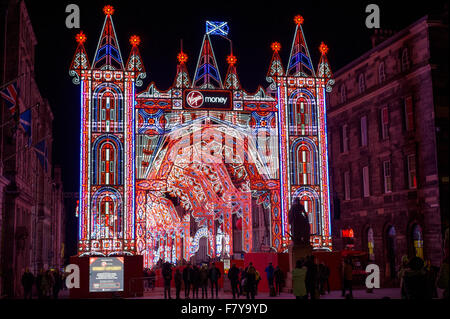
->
[318, 262, 330, 295]
[265, 262, 275, 296]
[245, 265, 257, 299]
[274, 266, 284, 296]
[200, 264, 209, 299]
[239, 268, 246, 296]
[183, 263, 193, 299]
[228, 264, 240, 299]
[21, 268, 34, 299]
[174, 268, 182, 299]
[208, 262, 221, 299]
[35, 269, 43, 299]
[192, 265, 200, 299]
[305, 255, 319, 299]
[403, 257, 428, 299]
[52, 270, 62, 299]
[292, 259, 307, 299]
[398, 255, 410, 299]
[341, 258, 353, 298]
[162, 262, 173, 299]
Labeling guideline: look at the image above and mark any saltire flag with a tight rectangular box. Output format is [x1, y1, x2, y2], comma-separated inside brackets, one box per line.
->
[0, 82, 19, 115]
[20, 109, 32, 146]
[206, 21, 229, 36]
[34, 139, 48, 172]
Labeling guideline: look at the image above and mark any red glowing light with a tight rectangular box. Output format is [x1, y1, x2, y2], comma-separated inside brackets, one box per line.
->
[319, 42, 329, 55]
[129, 35, 141, 47]
[103, 5, 115, 16]
[226, 54, 237, 66]
[177, 51, 188, 64]
[271, 41, 281, 53]
[294, 15, 304, 26]
[75, 31, 87, 44]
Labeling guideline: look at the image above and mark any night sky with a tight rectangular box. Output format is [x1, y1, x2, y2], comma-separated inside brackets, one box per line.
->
[24, 0, 447, 253]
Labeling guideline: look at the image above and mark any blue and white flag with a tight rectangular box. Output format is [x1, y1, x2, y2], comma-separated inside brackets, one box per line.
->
[20, 109, 32, 136]
[34, 139, 48, 172]
[206, 21, 229, 36]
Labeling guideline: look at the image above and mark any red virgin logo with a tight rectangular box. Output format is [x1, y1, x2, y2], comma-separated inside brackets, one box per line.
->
[186, 91, 204, 108]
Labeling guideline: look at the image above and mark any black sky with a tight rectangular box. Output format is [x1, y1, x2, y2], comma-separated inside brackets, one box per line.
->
[24, 0, 447, 193]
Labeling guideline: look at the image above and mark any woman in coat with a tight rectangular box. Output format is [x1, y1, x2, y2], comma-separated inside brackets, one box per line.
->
[292, 259, 307, 299]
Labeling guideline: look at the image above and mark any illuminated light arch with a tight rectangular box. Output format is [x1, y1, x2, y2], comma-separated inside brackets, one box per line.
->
[292, 186, 321, 236]
[288, 89, 317, 135]
[91, 187, 123, 243]
[290, 137, 319, 185]
[92, 83, 124, 132]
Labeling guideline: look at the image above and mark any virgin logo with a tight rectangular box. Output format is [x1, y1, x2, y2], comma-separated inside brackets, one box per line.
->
[186, 91, 204, 108]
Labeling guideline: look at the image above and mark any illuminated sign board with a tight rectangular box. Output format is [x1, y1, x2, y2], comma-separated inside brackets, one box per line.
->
[183, 89, 232, 110]
[89, 257, 124, 292]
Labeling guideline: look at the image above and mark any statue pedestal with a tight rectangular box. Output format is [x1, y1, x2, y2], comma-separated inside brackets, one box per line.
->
[284, 243, 312, 292]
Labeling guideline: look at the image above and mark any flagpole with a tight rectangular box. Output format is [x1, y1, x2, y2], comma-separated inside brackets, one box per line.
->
[1, 7, 8, 167]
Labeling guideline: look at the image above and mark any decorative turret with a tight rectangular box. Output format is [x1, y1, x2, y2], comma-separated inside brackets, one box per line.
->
[174, 50, 191, 89]
[92, 5, 124, 70]
[192, 34, 222, 89]
[317, 42, 334, 92]
[69, 31, 90, 84]
[126, 35, 146, 87]
[223, 53, 241, 90]
[286, 15, 315, 77]
[266, 41, 284, 91]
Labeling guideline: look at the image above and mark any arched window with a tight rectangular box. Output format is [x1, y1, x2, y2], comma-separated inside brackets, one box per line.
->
[291, 138, 319, 186]
[100, 142, 116, 185]
[412, 224, 423, 259]
[294, 187, 321, 236]
[91, 188, 123, 241]
[378, 62, 386, 84]
[367, 228, 375, 261]
[386, 226, 396, 279]
[288, 90, 317, 136]
[92, 84, 123, 132]
[401, 47, 410, 71]
[358, 74, 366, 94]
[92, 135, 123, 185]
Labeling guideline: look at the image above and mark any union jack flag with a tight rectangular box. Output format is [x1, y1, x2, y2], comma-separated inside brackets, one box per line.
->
[0, 82, 19, 115]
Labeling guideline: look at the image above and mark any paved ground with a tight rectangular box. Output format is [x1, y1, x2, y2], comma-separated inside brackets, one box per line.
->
[131, 286, 403, 299]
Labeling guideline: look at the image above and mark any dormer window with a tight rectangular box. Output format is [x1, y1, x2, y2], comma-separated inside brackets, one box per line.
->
[401, 47, 410, 71]
[340, 84, 347, 104]
[358, 74, 366, 94]
[378, 62, 386, 84]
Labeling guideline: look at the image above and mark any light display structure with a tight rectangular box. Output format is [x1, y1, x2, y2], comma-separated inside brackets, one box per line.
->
[70, 7, 334, 268]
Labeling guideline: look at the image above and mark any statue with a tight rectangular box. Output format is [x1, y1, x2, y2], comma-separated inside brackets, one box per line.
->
[288, 197, 310, 246]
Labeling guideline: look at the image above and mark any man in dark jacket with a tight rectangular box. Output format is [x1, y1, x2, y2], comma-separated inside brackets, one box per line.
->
[305, 255, 318, 299]
[174, 268, 182, 299]
[183, 263, 193, 299]
[228, 264, 240, 299]
[162, 262, 173, 299]
[265, 262, 275, 291]
[192, 265, 200, 299]
[21, 268, 34, 299]
[403, 257, 428, 299]
[274, 266, 284, 296]
[208, 262, 221, 299]
[200, 265, 209, 299]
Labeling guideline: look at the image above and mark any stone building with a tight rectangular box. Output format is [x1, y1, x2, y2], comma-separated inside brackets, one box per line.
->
[0, 0, 65, 297]
[327, 13, 448, 284]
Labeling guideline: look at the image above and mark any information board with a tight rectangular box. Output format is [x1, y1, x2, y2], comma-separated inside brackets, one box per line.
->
[89, 257, 124, 292]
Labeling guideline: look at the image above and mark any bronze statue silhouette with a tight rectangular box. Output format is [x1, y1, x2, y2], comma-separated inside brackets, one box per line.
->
[288, 197, 311, 245]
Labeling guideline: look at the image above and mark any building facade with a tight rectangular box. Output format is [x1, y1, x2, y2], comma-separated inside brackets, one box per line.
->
[70, 6, 334, 268]
[328, 14, 449, 284]
[0, 0, 66, 297]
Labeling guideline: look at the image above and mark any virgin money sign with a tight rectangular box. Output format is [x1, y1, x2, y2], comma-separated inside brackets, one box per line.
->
[184, 89, 232, 110]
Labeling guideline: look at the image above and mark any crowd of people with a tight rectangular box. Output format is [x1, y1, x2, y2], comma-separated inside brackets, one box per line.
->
[291, 255, 331, 299]
[21, 268, 65, 299]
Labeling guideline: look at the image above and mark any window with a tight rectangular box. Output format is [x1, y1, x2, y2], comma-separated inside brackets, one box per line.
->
[341, 124, 349, 153]
[367, 228, 375, 261]
[378, 62, 386, 83]
[407, 154, 417, 189]
[383, 160, 392, 193]
[344, 171, 351, 200]
[404, 96, 414, 131]
[380, 107, 389, 139]
[412, 224, 423, 259]
[362, 166, 370, 197]
[401, 47, 410, 71]
[340, 84, 347, 104]
[358, 74, 366, 94]
[360, 116, 368, 147]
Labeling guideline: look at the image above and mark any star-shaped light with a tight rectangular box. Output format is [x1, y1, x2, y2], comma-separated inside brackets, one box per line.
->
[103, 5, 115, 16]
[75, 31, 87, 44]
[226, 54, 237, 66]
[130, 35, 141, 47]
[177, 51, 188, 64]
[271, 42, 281, 53]
[319, 42, 329, 55]
[294, 15, 304, 26]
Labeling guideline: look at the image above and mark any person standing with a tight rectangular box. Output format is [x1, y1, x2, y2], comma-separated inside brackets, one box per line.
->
[245, 265, 257, 299]
[305, 255, 318, 299]
[274, 266, 284, 296]
[398, 255, 410, 299]
[228, 264, 240, 299]
[21, 268, 34, 299]
[162, 262, 173, 299]
[292, 259, 307, 299]
[183, 263, 192, 299]
[52, 270, 62, 299]
[265, 262, 275, 295]
[35, 269, 43, 299]
[208, 262, 221, 299]
[341, 258, 353, 298]
[200, 264, 209, 299]
[174, 268, 182, 299]
[192, 265, 200, 299]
